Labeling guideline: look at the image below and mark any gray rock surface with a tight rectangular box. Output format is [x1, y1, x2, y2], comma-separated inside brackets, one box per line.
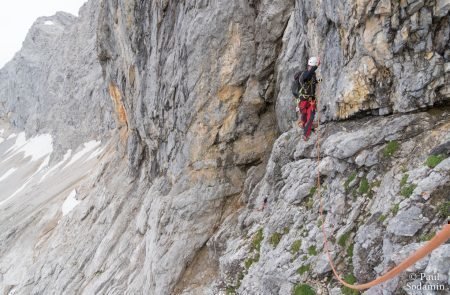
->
[0, 0, 449, 294]
[387, 206, 428, 236]
[275, 0, 450, 131]
[0, 1, 114, 159]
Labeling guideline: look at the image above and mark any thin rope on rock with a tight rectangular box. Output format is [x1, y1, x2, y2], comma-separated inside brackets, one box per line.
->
[315, 87, 450, 291]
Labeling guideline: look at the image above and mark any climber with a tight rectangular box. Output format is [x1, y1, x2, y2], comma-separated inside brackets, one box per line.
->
[257, 197, 268, 211]
[291, 56, 320, 141]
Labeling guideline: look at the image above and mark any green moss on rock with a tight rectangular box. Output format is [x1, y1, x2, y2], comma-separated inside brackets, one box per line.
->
[297, 264, 311, 275]
[269, 232, 282, 248]
[293, 284, 316, 295]
[338, 232, 351, 247]
[391, 203, 400, 216]
[344, 172, 357, 191]
[438, 202, 450, 218]
[307, 245, 317, 256]
[400, 174, 409, 188]
[341, 274, 359, 295]
[425, 154, 445, 168]
[291, 240, 302, 254]
[251, 228, 264, 252]
[400, 184, 417, 197]
[347, 244, 354, 257]
[383, 141, 399, 157]
[358, 177, 369, 194]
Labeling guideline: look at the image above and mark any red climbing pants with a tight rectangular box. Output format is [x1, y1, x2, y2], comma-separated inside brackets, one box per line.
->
[298, 100, 316, 138]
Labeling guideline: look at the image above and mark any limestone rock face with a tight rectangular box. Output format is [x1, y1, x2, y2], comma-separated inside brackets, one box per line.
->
[0, 1, 115, 158]
[96, 0, 291, 179]
[213, 110, 450, 294]
[0, 0, 449, 295]
[276, 0, 450, 131]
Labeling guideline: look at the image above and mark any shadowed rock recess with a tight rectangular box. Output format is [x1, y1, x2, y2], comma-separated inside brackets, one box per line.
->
[0, 0, 449, 294]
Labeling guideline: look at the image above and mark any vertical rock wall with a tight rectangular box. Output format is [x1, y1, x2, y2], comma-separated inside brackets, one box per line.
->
[97, 0, 295, 179]
[276, 0, 449, 131]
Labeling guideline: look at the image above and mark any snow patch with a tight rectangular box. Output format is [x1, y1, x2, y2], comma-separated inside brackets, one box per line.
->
[6, 133, 16, 140]
[62, 190, 80, 216]
[4, 133, 53, 162]
[63, 141, 101, 168]
[36, 155, 51, 173]
[86, 146, 104, 161]
[44, 20, 54, 25]
[0, 168, 16, 182]
[39, 149, 72, 183]
[6, 133, 26, 154]
[18, 134, 53, 161]
[0, 178, 31, 207]
[62, 149, 73, 162]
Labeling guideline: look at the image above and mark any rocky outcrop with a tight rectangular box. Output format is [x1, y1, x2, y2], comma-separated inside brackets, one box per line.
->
[0, 0, 449, 294]
[210, 109, 450, 294]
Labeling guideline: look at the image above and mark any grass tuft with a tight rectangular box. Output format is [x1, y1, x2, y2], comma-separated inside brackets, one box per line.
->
[400, 184, 417, 198]
[291, 240, 302, 254]
[341, 274, 359, 295]
[308, 186, 317, 197]
[400, 174, 409, 188]
[437, 202, 450, 218]
[420, 231, 435, 242]
[244, 253, 260, 270]
[269, 232, 282, 248]
[244, 257, 254, 269]
[347, 244, 354, 257]
[251, 228, 264, 252]
[293, 284, 316, 295]
[391, 203, 400, 216]
[305, 197, 314, 210]
[358, 177, 369, 194]
[317, 219, 323, 228]
[297, 264, 311, 275]
[383, 141, 400, 157]
[371, 180, 381, 188]
[425, 154, 446, 168]
[226, 286, 237, 295]
[344, 172, 357, 191]
[307, 245, 317, 256]
[338, 232, 351, 247]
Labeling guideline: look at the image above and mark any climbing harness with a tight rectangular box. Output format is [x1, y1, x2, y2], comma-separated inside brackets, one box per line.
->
[292, 71, 316, 105]
[314, 85, 450, 290]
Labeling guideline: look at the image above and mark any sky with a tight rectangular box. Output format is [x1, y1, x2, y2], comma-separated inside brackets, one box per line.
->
[0, 0, 87, 68]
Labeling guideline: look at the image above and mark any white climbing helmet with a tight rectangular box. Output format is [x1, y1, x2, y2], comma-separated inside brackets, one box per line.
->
[308, 56, 319, 66]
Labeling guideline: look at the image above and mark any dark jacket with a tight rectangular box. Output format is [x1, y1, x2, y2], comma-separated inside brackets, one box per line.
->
[292, 66, 318, 99]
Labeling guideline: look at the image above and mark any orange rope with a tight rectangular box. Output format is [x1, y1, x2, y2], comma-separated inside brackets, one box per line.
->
[315, 95, 450, 290]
